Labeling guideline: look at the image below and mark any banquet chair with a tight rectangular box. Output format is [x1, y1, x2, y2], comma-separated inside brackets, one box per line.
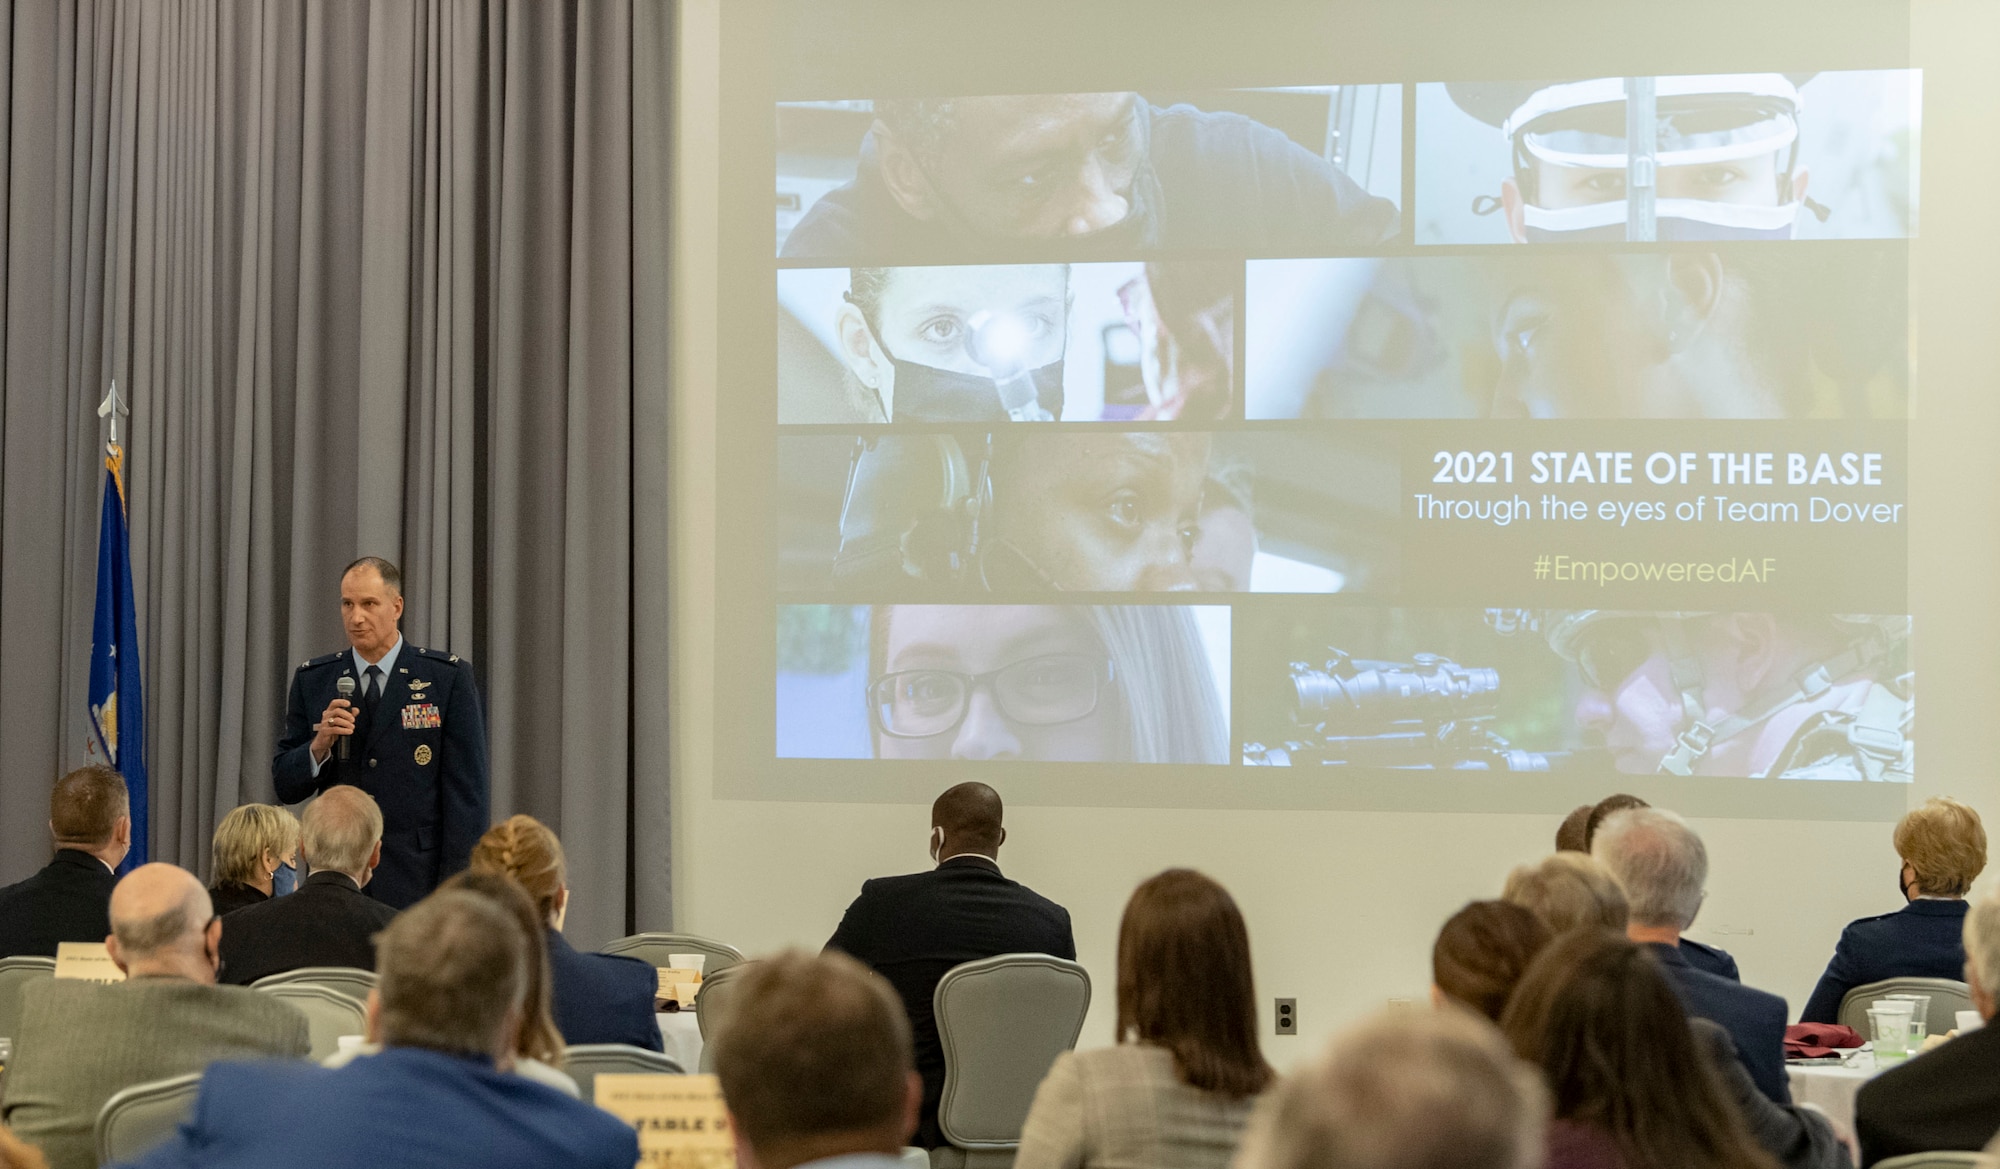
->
[563, 1043, 685, 1101]
[601, 932, 746, 975]
[95, 1071, 203, 1166]
[250, 965, 379, 1003]
[931, 953, 1091, 1169]
[1873, 1153, 1993, 1168]
[1837, 977, 1975, 1035]
[0, 954, 55, 1043]
[694, 959, 754, 1073]
[253, 983, 368, 1060]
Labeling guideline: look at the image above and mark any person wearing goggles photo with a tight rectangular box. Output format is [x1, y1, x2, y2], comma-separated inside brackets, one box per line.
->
[866, 604, 1227, 764]
[1489, 610, 1911, 781]
[784, 91, 1397, 259]
[1448, 75, 1826, 243]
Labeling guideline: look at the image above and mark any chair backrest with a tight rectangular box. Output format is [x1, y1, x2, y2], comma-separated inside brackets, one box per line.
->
[1873, 1153, 1995, 1169]
[600, 932, 746, 975]
[935, 953, 1091, 1150]
[563, 1043, 685, 1101]
[250, 965, 380, 1002]
[1837, 977, 1976, 1034]
[95, 1071, 203, 1165]
[254, 984, 369, 1060]
[0, 954, 56, 1042]
[693, 960, 756, 1073]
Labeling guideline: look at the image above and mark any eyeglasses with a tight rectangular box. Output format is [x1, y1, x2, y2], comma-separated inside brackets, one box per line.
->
[871, 654, 1115, 739]
[1575, 621, 1656, 691]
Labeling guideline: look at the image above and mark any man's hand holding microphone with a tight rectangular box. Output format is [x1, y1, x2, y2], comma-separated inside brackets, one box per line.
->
[311, 675, 359, 765]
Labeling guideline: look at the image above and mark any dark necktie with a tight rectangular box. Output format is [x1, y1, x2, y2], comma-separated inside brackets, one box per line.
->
[361, 664, 383, 737]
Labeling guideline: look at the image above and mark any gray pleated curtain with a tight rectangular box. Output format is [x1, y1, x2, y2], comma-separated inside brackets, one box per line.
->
[0, 0, 674, 947]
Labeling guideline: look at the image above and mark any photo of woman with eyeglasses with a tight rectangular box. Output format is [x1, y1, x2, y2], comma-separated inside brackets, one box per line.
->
[774, 604, 1229, 764]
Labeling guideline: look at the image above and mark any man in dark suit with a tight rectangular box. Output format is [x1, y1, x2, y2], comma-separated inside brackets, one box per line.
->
[0, 765, 130, 958]
[1582, 793, 1741, 981]
[117, 887, 639, 1169]
[1802, 797, 1986, 1023]
[1855, 890, 2000, 1164]
[827, 782, 1075, 1148]
[1595, 806, 1792, 1103]
[273, 556, 490, 908]
[219, 785, 399, 984]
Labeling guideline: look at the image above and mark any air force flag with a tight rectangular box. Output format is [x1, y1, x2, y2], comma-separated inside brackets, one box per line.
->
[89, 445, 147, 871]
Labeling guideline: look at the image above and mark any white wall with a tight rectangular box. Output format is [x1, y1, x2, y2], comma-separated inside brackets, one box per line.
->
[670, 0, 2000, 1062]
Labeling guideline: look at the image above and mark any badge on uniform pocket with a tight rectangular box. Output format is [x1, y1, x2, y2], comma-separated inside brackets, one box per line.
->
[402, 703, 442, 730]
[414, 745, 433, 766]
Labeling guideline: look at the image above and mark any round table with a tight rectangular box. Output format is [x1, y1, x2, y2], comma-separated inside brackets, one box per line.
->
[1788, 1048, 1881, 1135]
[656, 1011, 704, 1072]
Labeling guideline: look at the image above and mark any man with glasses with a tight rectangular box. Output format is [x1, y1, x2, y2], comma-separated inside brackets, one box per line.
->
[1, 864, 308, 1169]
[783, 91, 1398, 259]
[1490, 609, 1911, 780]
[826, 782, 1076, 1149]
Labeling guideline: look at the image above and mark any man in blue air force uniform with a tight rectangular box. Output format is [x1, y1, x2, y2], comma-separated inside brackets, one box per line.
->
[273, 556, 489, 909]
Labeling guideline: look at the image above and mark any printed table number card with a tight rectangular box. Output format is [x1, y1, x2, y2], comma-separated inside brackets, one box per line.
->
[656, 967, 703, 1010]
[53, 942, 124, 983]
[595, 1072, 734, 1169]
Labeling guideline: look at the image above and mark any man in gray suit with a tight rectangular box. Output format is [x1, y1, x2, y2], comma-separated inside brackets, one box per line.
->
[712, 950, 920, 1169]
[0, 863, 308, 1169]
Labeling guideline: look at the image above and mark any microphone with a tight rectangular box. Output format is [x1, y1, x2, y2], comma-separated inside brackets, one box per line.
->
[335, 675, 356, 761]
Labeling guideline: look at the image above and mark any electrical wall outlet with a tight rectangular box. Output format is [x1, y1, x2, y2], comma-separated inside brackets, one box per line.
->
[1275, 997, 1297, 1035]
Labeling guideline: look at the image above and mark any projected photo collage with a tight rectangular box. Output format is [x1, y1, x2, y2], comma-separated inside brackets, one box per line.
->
[767, 73, 1916, 778]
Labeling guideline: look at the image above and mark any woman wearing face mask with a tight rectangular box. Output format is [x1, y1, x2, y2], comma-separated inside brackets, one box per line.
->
[207, 804, 302, 915]
[835, 264, 1071, 422]
[1799, 797, 1988, 1023]
[867, 604, 1227, 764]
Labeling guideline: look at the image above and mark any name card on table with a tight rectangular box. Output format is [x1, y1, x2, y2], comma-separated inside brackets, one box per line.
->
[595, 1072, 734, 1169]
[54, 942, 124, 982]
[656, 968, 702, 1010]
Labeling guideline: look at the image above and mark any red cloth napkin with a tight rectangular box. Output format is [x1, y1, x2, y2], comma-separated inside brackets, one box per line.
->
[1785, 1022, 1865, 1059]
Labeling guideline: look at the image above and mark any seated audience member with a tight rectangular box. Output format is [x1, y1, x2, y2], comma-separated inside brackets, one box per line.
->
[1232, 1008, 1547, 1169]
[1583, 795, 1738, 980]
[1016, 870, 1273, 1169]
[1802, 797, 1987, 1023]
[710, 950, 921, 1169]
[321, 870, 580, 1097]
[1502, 853, 1630, 936]
[1555, 805, 1594, 853]
[118, 888, 639, 1169]
[0, 766, 130, 958]
[0, 1125, 48, 1169]
[1594, 807, 1790, 1104]
[1855, 888, 2000, 1165]
[207, 804, 302, 916]
[827, 781, 1075, 1147]
[468, 815, 662, 1052]
[1, 864, 308, 1169]
[1432, 901, 1552, 1022]
[1501, 930, 1780, 1169]
[218, 785, 398, 984]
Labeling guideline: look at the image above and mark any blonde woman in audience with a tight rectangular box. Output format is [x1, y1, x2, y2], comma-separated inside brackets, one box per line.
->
[469, 815, 665, 1051]
[1502, 852, 1629, 935]
[1016, 869, 1273, 1169]
[207, 804, 302, 915]
[1231, 1008, 1547, 1169]
[1801, 796, 1988, 1023]
[1501, 930, 1780, 1169]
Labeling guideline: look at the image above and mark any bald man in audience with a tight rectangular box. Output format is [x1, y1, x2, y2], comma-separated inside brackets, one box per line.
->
[119, 888, 638, 1169]
[219, 786, 399, 984]
[827, 782, 1074, 1148]
[0, 766, 131, 958]
[0, 864, 307, 1169]
[711, 951, 921, 1169]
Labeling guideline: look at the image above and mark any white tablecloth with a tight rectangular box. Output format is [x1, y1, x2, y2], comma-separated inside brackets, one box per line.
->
[1788, 1049, 1882, 1135]
[657, 1011, 703, 1072]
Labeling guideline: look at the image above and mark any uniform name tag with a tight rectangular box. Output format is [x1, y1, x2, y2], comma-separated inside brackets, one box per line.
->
[402, 703, 441, 730]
